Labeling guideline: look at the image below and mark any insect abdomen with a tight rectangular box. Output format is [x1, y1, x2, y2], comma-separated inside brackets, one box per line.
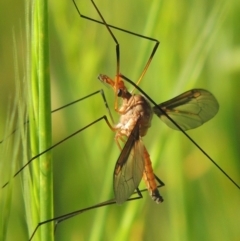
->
[143, 147, 163, 203]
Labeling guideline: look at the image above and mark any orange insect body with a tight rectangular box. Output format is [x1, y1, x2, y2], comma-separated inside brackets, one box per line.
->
[99, 74, 163, 204]
[116, 94, 153, 137]
[99, 73, 221, 204]
[143, 147, 163, 203]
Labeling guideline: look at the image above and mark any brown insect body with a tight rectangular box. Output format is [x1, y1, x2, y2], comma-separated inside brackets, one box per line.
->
[116, 93, 153, 138]
[99, 74, 163, 204]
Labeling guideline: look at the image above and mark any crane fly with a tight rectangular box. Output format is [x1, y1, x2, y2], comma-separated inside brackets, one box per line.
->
[98, 74, 220, 204]
[75, 0, 220, 205]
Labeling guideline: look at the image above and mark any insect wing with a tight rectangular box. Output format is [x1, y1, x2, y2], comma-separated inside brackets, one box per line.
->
[113, 123, 145, 204]
[153, 89, 219, 131]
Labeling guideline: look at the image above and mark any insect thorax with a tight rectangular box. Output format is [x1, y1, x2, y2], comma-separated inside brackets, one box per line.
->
[115, 94, 153, 137]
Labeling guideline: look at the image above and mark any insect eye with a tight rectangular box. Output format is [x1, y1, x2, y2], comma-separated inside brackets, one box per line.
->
[117, 89, 123, 97]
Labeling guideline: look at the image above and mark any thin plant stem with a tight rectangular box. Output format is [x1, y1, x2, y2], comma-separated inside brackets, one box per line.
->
[29, 0, 53, 240]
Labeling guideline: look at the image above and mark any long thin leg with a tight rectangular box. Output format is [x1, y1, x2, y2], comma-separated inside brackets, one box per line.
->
[120, 74, 240, 190]
[29, 174, 164, 241]
[73, 0, 121, 108]
[1, 88, 116, 188]
[2, 116, 111, 188]
[51, 89, 114, 123]
[72, 0, 159, 96]
[0, 89, 115, 145]
[155, 174, 165, 187]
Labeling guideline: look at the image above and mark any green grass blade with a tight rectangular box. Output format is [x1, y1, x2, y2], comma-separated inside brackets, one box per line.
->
[28, 0, 53, 240]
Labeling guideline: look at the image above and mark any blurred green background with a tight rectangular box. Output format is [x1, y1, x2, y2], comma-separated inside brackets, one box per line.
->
[0, 0, 240, 240]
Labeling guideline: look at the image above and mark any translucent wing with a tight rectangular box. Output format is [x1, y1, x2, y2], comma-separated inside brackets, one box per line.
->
[153, 89, 219, 131]
[114, 122, 145, 204]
